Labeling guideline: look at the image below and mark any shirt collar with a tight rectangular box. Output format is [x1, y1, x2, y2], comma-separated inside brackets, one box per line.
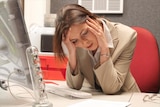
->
[101, 19, 114, 48]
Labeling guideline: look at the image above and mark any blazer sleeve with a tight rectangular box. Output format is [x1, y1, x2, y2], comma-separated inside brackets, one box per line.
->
[94, 24, 137, 94]
[66, 55, 84, 90]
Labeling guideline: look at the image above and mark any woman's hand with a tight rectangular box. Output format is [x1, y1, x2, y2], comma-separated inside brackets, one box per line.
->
[62, 28, 76, 54]
[62, 28, 77, 71]
[86, 17, 110, 64]
[86, 17, 108, 51]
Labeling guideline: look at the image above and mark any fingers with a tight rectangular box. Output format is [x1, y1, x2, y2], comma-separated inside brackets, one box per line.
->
[86, 18, 102, 37]
[86, 17, 108, 49]
[62, 28, 75, 50]
[62, 28, 71, 42]
[86, 17, 102, 33]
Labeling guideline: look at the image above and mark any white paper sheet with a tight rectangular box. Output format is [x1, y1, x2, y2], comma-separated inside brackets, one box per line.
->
[68, 99, 131, 107]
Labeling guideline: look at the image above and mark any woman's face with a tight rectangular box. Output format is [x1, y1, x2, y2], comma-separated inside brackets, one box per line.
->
[67, 22, 98, 51]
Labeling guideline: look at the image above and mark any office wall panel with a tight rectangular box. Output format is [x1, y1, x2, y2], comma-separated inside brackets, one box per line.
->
[51, 0, 160, 51]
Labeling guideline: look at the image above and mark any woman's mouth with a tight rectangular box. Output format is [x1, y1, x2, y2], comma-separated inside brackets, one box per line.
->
[87, 43, 92, 49]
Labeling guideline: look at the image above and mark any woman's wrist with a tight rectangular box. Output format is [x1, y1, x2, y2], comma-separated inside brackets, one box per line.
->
[100, 47, 110, 64]
[68, 51, 76, 70]
[100, 47, 109, 54]
[100, 53, 110, 58]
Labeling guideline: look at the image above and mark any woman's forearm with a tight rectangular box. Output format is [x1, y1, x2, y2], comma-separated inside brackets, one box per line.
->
[68, 52, 77, 73]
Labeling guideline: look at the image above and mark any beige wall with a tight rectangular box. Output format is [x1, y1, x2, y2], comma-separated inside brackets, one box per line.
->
[24, 0, 47, 31]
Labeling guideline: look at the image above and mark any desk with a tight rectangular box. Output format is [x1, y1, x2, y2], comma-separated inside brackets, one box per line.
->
[129, 93, 160, 107]
[0, 81, 159, 107]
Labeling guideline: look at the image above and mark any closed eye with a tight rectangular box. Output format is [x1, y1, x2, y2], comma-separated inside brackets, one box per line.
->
[81, 29, 88, 37]
[71, 39, 78, 44]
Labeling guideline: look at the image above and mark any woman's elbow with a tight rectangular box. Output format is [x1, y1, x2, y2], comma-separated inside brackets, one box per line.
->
[102, 86, 121, 95]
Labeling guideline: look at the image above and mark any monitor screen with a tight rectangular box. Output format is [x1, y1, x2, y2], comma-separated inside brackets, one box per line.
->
[0, 0, 32, 88]
[41, 34, 54, 52]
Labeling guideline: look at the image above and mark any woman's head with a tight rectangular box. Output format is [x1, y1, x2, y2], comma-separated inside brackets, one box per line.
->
[54, 4, 99, 60]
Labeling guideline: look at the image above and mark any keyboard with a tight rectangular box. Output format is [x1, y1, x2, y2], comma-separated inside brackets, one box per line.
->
[46, 83, 92, 99]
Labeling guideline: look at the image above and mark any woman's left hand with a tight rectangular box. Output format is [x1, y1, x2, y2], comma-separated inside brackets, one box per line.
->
[86, 17, 108, 50]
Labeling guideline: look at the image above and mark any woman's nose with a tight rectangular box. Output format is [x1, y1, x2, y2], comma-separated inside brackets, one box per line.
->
[81, 39, 89, 47]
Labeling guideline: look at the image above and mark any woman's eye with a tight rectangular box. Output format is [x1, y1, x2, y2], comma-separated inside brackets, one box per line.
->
[71, 40, 77, 44]
[82, 29, 88, 36]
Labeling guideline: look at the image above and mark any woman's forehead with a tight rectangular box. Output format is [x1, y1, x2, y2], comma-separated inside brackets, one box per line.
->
[68, 23, 87, 38]
[70, 23, 86, 31]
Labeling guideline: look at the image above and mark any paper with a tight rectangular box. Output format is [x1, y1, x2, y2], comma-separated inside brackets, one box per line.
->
[68, 99, 131, 107]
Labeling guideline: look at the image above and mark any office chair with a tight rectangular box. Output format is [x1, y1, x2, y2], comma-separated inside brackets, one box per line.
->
[130, 27, 160, 93]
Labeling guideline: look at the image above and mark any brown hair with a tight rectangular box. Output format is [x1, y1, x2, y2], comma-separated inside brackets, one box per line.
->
[53, 4, 98, 61]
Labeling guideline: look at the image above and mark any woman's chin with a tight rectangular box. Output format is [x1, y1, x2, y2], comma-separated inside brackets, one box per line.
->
[88, 47, 97, 51]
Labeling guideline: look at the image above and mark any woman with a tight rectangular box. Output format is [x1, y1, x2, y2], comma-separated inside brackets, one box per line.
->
[54, 4, 140, 94]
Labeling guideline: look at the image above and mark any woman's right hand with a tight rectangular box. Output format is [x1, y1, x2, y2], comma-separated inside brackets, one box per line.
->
[62, 28, 77, 71]
[62, 28, 76, 54]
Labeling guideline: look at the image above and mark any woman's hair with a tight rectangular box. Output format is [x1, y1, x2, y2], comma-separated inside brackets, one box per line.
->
[53, 4, 98, 60]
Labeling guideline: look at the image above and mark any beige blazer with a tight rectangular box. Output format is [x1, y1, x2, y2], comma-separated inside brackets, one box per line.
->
[66, 19, 140, 94]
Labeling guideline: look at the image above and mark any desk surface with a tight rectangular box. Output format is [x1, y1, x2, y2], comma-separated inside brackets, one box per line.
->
[0, 80, 160, 107]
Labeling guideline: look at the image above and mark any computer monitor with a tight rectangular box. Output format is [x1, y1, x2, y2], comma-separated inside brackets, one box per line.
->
[0, 1, 53, 106]
[29, 25, 55, 54]
[0, 0, 32, 89]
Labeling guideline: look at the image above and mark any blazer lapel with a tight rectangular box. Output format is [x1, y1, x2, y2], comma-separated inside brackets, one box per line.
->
[104, 19, 119, 56]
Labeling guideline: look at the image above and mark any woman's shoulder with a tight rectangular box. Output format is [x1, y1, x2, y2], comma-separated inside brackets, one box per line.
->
[103, 18, 136, 35]
[103, 18, 137, 40]
[102, 18, 137, 47]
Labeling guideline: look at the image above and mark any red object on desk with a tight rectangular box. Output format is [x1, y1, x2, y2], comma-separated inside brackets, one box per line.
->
[39, 55, 68, 80]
